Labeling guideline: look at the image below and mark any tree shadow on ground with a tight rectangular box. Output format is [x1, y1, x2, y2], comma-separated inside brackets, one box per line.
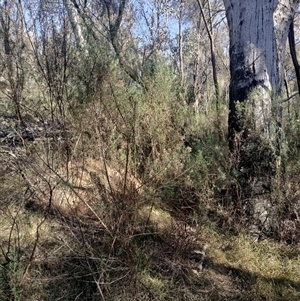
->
[203, 256, 300, 301]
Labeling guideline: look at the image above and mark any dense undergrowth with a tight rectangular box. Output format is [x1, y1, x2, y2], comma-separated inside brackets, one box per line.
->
[1, 55, 300, 301]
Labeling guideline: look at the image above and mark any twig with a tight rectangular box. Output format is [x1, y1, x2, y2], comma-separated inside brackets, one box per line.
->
[22, 217, 47, 279]
[280, 91, 298, 103]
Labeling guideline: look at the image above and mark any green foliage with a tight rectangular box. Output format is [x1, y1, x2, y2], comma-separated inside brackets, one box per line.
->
[285, 118, 300, 174]
[1, 27, 300, 301]
[0, 235, 24, 301]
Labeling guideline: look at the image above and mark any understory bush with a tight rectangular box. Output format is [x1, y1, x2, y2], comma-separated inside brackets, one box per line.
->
[0, 44, 300, 300]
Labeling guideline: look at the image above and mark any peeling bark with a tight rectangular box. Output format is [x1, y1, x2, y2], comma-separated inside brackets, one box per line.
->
[223, 0, 299, 236]
[225, 0, 297, 146]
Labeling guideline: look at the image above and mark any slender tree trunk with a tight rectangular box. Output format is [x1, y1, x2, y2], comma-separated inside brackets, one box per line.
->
[64, 0, 86, 50]
[1, 0, 24, 124]
[197, 0, 220, 106]
[178, 0, 185, 86]
[103, 0, 143, 87]
[224, 0, 298, 236]
[288, 20, 300, 96]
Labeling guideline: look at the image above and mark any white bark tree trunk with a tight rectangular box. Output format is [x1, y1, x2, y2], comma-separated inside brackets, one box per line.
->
[64, 0, 86, 50]
[223, 0, 299, 236]
[224, 0, 298, 146]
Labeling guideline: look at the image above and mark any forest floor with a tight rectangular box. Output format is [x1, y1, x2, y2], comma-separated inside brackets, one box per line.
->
[1, 95, 300, 300]
[1, 153, 300, 301]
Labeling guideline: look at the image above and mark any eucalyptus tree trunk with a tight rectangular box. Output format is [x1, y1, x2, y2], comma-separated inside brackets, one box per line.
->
[178, 0, 185, 86]
[103, 0, 142, 86]
[197, 0, 220, 104]
[64, 0, 86, 50]
[224, 0, 299, 236]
